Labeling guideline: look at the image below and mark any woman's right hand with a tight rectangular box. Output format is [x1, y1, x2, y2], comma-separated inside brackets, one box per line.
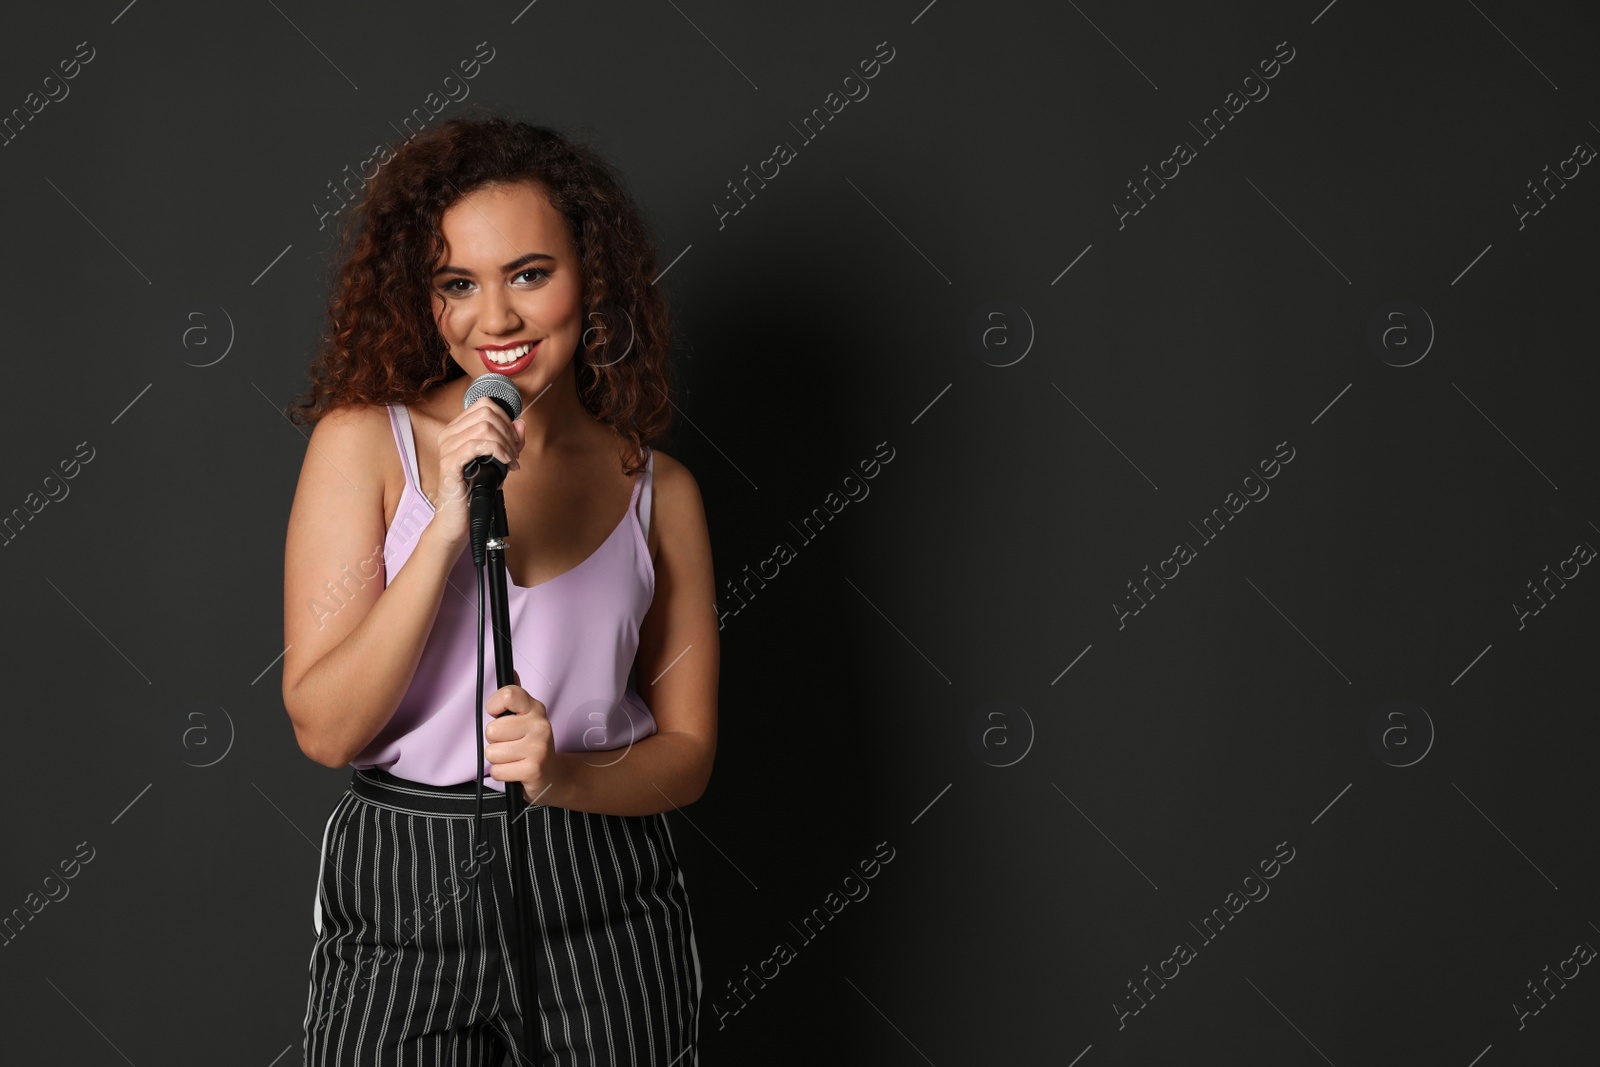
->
[430, 397, 525, 549]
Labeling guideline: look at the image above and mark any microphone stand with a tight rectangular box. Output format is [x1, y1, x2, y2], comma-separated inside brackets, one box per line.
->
[478, 485, 540, 1056]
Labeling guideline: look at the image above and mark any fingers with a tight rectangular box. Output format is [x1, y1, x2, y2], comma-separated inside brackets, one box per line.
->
[484, 692, 551, 746]
[448, 433, 520, 473]
[444, 398, 524, 471]
[484, 684, 546, 720]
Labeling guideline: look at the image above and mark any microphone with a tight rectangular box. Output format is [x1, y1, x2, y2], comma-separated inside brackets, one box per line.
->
[461, 372, 525, 487]
[461, 373, 525, 566]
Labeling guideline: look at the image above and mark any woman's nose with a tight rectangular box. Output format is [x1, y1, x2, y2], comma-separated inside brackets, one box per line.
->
[480, 288, 520, 333]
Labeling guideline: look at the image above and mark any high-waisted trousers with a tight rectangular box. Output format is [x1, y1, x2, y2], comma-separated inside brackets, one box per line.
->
[301, 768, 702, 1066]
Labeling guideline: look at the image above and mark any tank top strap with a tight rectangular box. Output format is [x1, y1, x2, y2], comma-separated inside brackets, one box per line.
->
[637, 446, 654, 542]
[386, 402, 422, 493]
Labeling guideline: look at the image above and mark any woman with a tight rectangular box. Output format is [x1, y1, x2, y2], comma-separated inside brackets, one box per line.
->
[281, 113, 715, 1065]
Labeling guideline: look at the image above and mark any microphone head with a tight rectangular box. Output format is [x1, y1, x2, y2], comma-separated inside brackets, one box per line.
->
[463, 372, 524, 421]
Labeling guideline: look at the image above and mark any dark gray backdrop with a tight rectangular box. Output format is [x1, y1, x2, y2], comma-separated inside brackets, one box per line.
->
[2, 0, 1597, 1063]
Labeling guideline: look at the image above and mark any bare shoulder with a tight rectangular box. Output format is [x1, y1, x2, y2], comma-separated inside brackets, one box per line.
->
[648, 449, 707, 524]
[309, 399, 394, 458]
[316, 399, 390, 430]
[643, 449, 710, 563]
[306, 401, 403, 523]
[648, 449, 697, 493]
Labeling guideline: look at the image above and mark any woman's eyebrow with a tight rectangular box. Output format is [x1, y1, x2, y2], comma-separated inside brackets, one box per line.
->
[432, 252, 555, 278]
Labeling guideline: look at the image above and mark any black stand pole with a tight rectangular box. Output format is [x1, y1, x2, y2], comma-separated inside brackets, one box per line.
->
[480, 486, 540, 1056]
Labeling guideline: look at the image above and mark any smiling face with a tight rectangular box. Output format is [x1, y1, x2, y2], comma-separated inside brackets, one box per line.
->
[429, 180, 585, 403]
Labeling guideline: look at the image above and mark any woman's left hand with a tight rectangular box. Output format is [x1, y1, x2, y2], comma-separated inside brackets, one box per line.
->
[484, 670, 566, 805]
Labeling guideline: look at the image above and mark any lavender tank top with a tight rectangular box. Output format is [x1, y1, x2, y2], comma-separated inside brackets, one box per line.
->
[348, 403, 659, 791]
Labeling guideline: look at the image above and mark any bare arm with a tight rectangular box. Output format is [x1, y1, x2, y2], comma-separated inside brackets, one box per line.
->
[280, 404, 462, 768]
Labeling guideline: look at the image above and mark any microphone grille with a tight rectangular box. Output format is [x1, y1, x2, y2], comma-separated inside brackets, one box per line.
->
[463, 372, 524, 420]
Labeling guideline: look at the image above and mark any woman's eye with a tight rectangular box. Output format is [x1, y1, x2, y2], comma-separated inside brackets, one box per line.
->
[515, 268, 550, 284]
[441, 279, 472, 294]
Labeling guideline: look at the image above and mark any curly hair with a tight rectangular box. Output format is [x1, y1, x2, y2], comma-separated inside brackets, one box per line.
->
[287, 108, 675, 474]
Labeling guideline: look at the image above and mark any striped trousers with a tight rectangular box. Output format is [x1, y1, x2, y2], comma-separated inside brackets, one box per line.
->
[301, 769, 702, 1066]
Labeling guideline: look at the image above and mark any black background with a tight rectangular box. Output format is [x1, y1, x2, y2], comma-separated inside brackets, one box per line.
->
[1, 1, 1597, 1063]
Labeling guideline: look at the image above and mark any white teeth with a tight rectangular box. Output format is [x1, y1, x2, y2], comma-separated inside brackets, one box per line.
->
[484, 342, 534, 364]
